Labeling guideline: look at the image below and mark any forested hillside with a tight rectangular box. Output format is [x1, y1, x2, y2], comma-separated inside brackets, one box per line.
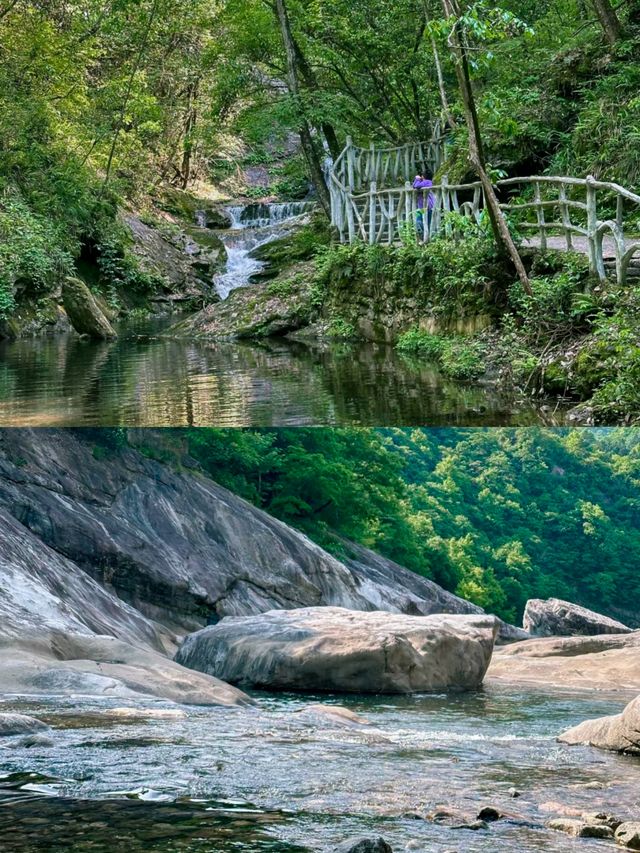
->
[173, 428, 640, 625]
[3, 0, 640, 304]
[2, 0, 640, 419]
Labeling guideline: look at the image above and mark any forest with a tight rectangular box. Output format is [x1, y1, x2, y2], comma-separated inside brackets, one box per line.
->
[2, 0, 640, 420]
[115, 427, 640, 626]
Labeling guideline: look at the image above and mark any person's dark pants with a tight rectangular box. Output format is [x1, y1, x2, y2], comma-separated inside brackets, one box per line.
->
[416, 209, 433, 240]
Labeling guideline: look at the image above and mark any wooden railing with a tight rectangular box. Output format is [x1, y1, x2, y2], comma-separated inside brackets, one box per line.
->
[329, 153, 640, 285]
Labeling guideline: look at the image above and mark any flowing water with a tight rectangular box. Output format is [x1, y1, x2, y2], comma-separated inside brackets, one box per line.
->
[1, 687, 639, 852]
[212, 202, 314, 299]
[0, 315, 569, 427]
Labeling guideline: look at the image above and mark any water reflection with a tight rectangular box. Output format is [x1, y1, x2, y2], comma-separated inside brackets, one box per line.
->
[0, 317, 570, 427]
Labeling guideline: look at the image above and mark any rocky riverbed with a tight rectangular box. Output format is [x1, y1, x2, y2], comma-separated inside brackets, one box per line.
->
[2, 686, 640, 852]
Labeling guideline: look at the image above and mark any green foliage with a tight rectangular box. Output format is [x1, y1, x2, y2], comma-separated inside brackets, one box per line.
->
[327, 317, 356, 339]
[177, 427, 640, 625]
[397, 329, 486, 380]
[0, 191, 75, 317]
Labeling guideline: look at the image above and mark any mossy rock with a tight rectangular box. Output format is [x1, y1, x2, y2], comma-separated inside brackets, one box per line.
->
[541, 361, 570, 394]
[62, 277, 117, 339]
[249, 215, 331, 282]
[156, 187, 231, 228]
[571, 340, 612, 396]
[171, 262, 316, 340]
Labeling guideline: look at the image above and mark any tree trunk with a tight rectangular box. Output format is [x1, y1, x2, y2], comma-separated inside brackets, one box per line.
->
[180, 78, 199, 190]
[274, 0, 331, 215]
[590, 0, 622, 44]
[441, 0, 530, 293]
[292, 40, 341, 160]
[422, 0, 456, 131]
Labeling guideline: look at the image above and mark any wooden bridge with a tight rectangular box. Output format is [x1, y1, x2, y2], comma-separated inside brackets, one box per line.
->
[328, 139, 640, 285]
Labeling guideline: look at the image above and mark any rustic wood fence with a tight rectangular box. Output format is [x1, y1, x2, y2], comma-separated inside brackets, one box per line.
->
[329, 144, 640, 285]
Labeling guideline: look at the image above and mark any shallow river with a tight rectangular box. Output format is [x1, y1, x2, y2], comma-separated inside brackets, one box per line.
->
[0, 316, 569, 427]
[1, 686, 638, 852]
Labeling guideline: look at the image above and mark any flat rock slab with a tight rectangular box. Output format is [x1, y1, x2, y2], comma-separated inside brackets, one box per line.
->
[175, 607, 498, 694]
[523, 597, 632, 637]
[0, 632, 253, 707]
[488, 631, 640, 692]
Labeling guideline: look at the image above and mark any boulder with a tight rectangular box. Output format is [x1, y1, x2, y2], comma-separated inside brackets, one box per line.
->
[336, 839, 393, 853]
[0, 713, 48, 736]
[488, 632, 640, 691]
[616, 823, 640, 849]
[175, 608, 498, 694]
[62, 277, 117, 339]
[558, 694, 640, 755]
[0, 632, 253, 706]
[523, 598, 632, 637]
[172, 264, 315, 339]
[547, 818, 613, 838]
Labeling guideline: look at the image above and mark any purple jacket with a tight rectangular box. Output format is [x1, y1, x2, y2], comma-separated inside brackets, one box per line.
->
[413, 177, 434, 210]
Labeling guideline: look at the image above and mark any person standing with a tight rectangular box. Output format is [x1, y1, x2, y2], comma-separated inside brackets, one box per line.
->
[413, 168, 434, 239]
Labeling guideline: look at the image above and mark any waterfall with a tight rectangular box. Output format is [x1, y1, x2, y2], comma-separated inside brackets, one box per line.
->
[213, 201, 314, 300]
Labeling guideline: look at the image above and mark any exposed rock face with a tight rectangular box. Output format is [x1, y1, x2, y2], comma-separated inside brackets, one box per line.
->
[558, 695, 640, 755]
[122, 213, 224, 305]
[0, 713, 48, 737]
[0, 430, 498, 640]
[174, 608, 498, 694]
[173, 266, 314, 339]
[62, 277, 117, 339]
[488, 631, 640, 691]
[523, 597, 632, 637]
[0, 632, 251, 706]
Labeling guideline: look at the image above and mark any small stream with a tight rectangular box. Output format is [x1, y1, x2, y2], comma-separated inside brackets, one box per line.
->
[210, 202, 313, 299]
[1, 686, 639, 852]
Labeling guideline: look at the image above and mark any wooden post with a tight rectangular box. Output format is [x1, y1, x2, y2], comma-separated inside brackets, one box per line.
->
[369, 181, 377, 244]
[586, 175, 604, 279]
[404, 181, 412, 236]
[346, 195, 356, 243]
[404, 145, 410, 182]
[559, 183, 573, 251]
[369, 142, 376, 183]
[534, 181, 547, 251]
[616, 192, 624, 231]
[346, 136, 355, 193]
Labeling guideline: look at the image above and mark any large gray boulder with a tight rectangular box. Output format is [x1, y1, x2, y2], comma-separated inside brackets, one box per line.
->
[62, 277, 117, 339]
[175, 607, 498, 694]
[558, 694, 640, 755]
[523, 598, 632, 637]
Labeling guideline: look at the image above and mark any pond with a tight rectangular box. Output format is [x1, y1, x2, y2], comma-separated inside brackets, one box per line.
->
[1, 686, 637, 852]
[0, 316, 570, 427]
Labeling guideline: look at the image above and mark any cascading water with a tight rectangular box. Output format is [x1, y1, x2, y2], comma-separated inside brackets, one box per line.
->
[213, 201, 314, 300]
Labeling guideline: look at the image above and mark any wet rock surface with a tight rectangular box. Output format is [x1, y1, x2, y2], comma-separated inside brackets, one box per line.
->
[122, 213, 224, 304]
[0, 713, 47, 737]
[559, 694, 640, 755]
[175, 608, 498, 693]
[523, 597, 632, 637]
[173, 264, 315, 339]
[0, 632, 252, 705]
